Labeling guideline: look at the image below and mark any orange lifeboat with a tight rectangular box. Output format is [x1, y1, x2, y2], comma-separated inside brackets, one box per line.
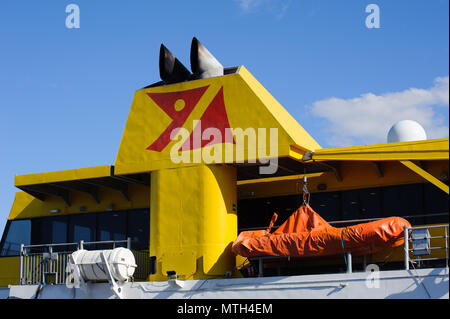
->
[232, 204, 411, 258]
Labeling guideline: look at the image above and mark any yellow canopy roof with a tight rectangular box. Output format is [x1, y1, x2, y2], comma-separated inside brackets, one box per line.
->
[307, 138, 449, 162]
[15, 165, 113, 186]
[14, 165, 149, 207]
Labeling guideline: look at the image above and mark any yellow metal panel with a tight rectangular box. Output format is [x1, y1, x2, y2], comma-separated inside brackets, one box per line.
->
[149, 164, 237, 281]
[311, 138, 449, 162]
[0, 257, 20, 286]
[115, 67, 320, 175]
[7, 192, 35, 220]
[202, 164, 238, 275]
[161, 251, 197, 277]
[237, 66, 321, 152]
[15, 165, 112, 187]
[400, 160, 449, 194]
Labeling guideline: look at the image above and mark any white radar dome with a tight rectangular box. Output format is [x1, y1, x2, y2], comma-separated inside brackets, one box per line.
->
[387, 120, 427, 143]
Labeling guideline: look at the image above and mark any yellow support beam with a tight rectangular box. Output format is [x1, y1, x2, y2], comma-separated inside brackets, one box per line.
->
[288, 144, 312, 161]
[400, 160, 449, 194]
[311, 138, 449, 162]
[237, 172, 324, 186]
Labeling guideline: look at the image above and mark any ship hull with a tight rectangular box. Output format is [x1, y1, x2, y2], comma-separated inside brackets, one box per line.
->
[4, 267, 448, 299]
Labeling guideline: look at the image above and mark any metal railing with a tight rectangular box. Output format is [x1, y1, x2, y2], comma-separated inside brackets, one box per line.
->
[249, 251, 357, 277]
[404, 224, 449, 270]
[19, 238, 149, 285]
[249, 224, 449, 277]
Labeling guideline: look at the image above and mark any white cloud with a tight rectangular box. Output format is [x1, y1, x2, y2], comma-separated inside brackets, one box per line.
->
[309, 76, 449, 147]
[237, 0, 264, 11]
[236, 0, 292, 18]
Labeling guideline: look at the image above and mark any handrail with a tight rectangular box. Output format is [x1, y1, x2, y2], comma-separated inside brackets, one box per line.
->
[22, 242, 79, 249]
[249, 223, 448, 277]
[19, 238, 133, 285]
[21, 238, 131, 253]
[405, 224, 449, 230]
[404, 224, 449, 270]
[80, 238, 131, 249]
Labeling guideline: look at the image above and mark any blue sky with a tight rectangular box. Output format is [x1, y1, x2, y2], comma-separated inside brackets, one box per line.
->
[0, 0, 448, 232]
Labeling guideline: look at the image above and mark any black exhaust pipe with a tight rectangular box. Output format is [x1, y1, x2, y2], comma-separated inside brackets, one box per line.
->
[159, 44, 192, 84]
[190, 37, 224, 79]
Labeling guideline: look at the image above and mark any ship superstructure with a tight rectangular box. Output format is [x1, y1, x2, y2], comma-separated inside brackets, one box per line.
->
[0, 38, 448, 299]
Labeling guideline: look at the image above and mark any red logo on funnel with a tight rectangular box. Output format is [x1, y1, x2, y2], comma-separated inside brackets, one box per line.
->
[146, 86, 235, 152]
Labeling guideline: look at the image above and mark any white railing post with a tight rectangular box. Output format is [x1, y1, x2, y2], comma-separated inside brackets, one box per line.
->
[445, 226, 448, 269]
[404, 226, 409, 270]
[48, 246, 53, 284]
[19, 244, 24, 285]
[346, 252, 352, 273]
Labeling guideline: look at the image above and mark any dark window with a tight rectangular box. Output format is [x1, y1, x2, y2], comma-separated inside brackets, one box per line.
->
[309, 191, 341, 221]
[38, 216, 68, 245]
[52, 219, 68, 244]
[237, 198, 273, 230]
[381, 184, 425, 224]
[127, 210, 150, 250]
[236, 199, 253, 230]
[97, 211, 127, 248]
[33, 216, 69, 252]
[359, 188, 382, 219]
[237, 195, 301, 230]
[424, 183, 449, 224]
[341, 188, 382, 221]
[265, 195, 301, 227]
[0, 220, 31, 256]
[69, 214, 96, 243]
[341, 190, 360, 221]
